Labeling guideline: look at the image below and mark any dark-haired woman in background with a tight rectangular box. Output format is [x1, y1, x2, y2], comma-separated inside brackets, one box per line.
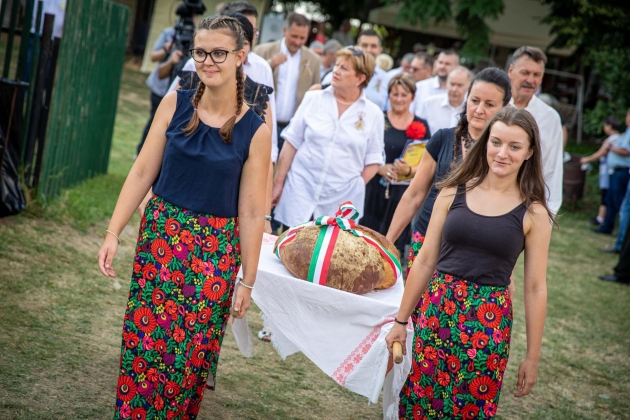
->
[97, 16, 270, 418]
[387, 106, 553, 418]
[362, 73, 430, 257]
[386, 67, 512, 278]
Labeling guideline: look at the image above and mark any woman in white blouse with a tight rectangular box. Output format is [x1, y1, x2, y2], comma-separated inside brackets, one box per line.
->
[271, 47, 385, 227]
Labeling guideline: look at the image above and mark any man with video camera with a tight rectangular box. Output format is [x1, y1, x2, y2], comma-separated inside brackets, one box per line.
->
[136, 0, 206, 156]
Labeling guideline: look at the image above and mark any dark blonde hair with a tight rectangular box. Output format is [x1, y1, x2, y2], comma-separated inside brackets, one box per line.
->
[336, 48, 375, 89]
[437, 106, 556, 224]
[183, 16, 245, 143]
[387, 73, 416, 96]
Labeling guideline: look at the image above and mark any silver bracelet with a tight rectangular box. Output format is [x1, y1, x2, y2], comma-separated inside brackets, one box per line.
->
[106, 230, 122, 245]
[238, 278, 254, 290]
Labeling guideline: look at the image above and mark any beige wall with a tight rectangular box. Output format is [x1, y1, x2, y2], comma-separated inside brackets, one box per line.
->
[140, 0, 267, 73]
[368, 0, 574, 56]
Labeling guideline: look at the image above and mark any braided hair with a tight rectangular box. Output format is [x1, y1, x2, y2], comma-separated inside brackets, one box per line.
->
[183, 16, 245, 144]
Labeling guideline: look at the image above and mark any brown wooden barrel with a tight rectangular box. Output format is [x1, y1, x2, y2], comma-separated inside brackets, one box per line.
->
[563, 154, 586, 202]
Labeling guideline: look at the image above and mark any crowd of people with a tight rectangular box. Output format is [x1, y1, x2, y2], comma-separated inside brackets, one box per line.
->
[97, 1, 630, 419]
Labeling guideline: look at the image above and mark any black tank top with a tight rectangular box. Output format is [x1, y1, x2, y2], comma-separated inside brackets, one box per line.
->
[435, 185, 527, 286]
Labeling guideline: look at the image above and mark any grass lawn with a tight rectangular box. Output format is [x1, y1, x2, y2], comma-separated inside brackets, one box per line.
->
[1, 66, 629, 419]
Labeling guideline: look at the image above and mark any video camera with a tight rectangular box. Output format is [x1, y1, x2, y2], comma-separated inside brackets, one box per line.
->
[170, 0, 207, 79]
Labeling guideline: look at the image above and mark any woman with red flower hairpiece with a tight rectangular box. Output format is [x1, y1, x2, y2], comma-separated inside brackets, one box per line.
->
[362, 73, 430, 256]
[387, 106, 554, 418]
[97, 15, 271, 420]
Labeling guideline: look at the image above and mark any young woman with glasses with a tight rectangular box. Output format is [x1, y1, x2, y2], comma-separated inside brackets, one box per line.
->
[98, 16, 271, 419]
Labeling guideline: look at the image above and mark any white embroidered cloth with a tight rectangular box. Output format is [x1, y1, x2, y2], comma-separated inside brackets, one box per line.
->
[232, 233, 413, 419]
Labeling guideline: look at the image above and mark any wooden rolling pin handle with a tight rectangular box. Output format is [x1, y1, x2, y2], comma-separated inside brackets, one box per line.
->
[392, 341, 403, 364]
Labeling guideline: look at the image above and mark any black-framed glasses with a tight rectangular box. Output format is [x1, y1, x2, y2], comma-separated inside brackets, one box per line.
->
[189, 48, 239, 64]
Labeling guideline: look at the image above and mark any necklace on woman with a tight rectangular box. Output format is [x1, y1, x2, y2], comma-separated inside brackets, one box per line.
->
[335, 95, 357, 106]
[454, 131, 476, 161]
[462, 131, 476, 150]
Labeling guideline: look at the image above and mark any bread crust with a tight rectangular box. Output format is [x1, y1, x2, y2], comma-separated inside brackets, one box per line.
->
[274, 224, 399, 294]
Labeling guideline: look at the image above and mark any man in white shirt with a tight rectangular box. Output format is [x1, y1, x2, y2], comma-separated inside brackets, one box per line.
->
[411, 49, 459, 115]
[254, 12, 321, 152]
[354, 29, 390, 111]
[508, 46, 564, 215]
[387, 52, 415, 78]
[416, 66, 472, 134]
[320, 39, 341, 81]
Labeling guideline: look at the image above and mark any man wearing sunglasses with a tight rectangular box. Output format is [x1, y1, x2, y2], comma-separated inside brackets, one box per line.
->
[408, 52, 433, 83]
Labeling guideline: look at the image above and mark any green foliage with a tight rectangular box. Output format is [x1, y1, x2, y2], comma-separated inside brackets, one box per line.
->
[394, 0, 504, 59]
[273, 0, 385, 25]
[541, 0, 630, 50]
[583, 96, 626, 138]
[541, 1, 630, 138]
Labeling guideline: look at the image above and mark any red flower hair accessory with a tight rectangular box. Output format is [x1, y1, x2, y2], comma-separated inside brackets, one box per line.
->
[406, 121, 427, 140]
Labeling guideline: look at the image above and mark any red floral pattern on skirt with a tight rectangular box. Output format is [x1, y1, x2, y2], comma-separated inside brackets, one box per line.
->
[399, 271, 513, 419]
[114, 196, 240, 420]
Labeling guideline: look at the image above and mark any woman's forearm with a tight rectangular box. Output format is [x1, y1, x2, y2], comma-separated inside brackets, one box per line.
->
[396, 258, 434, 320]
[361, 164, 379, 184]
[265, 162, 273, 215]
[238, 213, 265, 285]
[107, 168, 155, 235]
[523, 285, 547, 361]
[273, 142, 297, 186]
[386, 153, 435, 243]
[386, 188, 424, 243]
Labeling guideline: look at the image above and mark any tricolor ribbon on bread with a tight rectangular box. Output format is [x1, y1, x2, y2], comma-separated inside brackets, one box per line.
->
[274, 202, 402, 285]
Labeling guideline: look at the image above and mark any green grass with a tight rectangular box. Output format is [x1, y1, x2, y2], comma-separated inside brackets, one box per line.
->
[1, 67, 629, 419]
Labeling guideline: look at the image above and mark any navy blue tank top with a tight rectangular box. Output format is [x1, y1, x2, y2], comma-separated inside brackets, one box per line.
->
[153, 89, 264, 217]
[435, 186, 527, 286]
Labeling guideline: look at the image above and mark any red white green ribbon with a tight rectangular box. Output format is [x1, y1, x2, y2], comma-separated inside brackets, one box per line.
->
[275, 202, 402, 286]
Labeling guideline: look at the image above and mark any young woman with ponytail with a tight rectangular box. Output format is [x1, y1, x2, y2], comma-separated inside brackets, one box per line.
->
[97, 16, 271, 419]
[386, 67, 512, 279]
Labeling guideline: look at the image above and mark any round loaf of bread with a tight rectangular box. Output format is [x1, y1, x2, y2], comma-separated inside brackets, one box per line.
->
[274, 224, 399, 294]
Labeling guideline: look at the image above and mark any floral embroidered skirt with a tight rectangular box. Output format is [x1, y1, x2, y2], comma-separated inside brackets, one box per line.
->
[399, 271, 513, 419]
[406, 230, 425, 277]
[114, 196, 240, 420]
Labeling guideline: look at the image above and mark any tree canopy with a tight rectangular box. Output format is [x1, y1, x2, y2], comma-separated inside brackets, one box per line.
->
[394, 0, 504, 58]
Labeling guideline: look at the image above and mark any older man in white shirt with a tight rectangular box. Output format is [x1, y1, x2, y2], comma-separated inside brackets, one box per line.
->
[508, 46, 564, 215]
[411, 49, 459, 115]
[416, 66, 473, 134]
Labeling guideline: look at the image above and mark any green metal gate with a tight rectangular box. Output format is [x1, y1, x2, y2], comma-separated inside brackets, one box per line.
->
[38, 0, 129, 198]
